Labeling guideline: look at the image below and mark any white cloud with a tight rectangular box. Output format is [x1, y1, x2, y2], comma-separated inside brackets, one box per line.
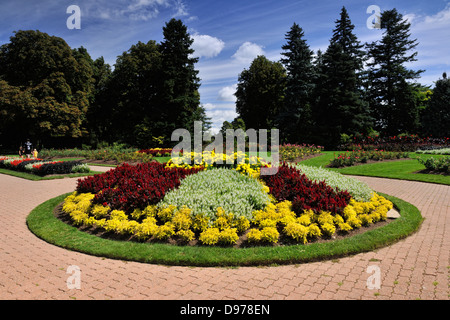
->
[172, 0, 189, 17]
[206, 107, 238, 134]
[423, 3, 450, 25]
[191, 34, 225, 58]
[90, 0, 172, 21]
[232, 42, 265, 63]
[217, 84, 237, 102]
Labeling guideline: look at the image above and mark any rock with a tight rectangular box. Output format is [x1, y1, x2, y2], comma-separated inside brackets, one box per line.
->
[387, 208, 401, 219]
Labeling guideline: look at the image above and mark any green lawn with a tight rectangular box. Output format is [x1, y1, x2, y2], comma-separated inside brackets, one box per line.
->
[2, 151, 449, 185]
[298, 151, 450, 185]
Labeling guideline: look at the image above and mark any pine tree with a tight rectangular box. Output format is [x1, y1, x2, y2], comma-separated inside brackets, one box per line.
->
[159, 18, 203, 139]
[311, 7, 371, 149]
[366, 8, 424, 135]
[278, 23, 315, 143]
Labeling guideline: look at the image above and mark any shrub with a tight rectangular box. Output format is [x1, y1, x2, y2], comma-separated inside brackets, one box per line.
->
[158, 168, 272, 222]
[296, 164, 373, 202]
[418, 156, 450, 173]
[76, 162, 202, 213]
[260, 164, 351, 215]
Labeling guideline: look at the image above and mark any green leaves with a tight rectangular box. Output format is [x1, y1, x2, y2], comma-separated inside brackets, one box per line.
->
[159, 168, 271, 221]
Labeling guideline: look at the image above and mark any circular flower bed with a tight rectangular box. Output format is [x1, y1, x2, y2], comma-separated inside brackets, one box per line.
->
[60, 152, 394, 247]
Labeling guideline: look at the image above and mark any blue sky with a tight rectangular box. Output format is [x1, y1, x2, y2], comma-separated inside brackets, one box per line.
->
[1, 0, 449, 133]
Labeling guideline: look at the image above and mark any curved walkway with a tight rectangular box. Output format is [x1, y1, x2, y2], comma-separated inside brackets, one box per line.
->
[0, 172, 448, 300]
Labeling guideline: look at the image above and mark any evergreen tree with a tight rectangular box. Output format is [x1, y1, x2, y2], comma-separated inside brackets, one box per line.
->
[422, 73, 450, 137]
[159, 18, 204, 140]
[278, 23, 315, 143]
[235, 55, 286, 130]
[311, 7, 371, 149]
[366, 8, 424, 135]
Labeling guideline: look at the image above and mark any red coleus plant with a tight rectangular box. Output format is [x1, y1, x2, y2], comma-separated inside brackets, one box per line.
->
[76, 162, 202, 213]
[260, 164, 351, 215]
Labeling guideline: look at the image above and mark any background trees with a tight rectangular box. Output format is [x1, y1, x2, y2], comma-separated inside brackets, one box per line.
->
[233, 6, 440, 150]
[0, 30, 94, 148]
[0, 9, 447, 152]
[0, 19, 208, 150]
[311, 7, 372, 149]
[421, 73, 450, 137]
[278, 23, 315, 144]
[235, 55, 286, 130]
[366, 8, 423, 136]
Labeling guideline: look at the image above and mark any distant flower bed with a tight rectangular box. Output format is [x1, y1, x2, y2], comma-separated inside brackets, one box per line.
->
[340, 134, 450, 152]
[0, 157, 89, 176]
[416, 148, 450, 155]
[328, 149, 409, 168]
[279, 143, 324, 162]
[137, 148, 173, 156]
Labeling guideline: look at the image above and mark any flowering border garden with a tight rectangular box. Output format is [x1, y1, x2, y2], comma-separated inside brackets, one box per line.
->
[24, 150, 424, 265]
[27, 191, 422, 266]
[0, 157, 90, 176]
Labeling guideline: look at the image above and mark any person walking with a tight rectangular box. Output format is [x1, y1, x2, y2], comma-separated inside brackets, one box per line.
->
[24, 139, 33, 158]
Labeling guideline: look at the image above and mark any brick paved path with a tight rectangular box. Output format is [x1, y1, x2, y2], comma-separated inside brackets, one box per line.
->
[0, 172, 448, 300]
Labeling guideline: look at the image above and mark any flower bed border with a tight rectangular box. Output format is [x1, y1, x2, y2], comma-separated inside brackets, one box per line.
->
[26, 193, 423, 267]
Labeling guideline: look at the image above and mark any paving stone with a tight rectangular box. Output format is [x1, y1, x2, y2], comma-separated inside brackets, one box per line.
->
[0, 173, 448, 300]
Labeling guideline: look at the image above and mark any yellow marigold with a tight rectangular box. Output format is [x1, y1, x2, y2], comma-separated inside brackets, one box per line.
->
[284, 222, 308, 244]
[143, 205, 157, 217]
[172, 207, 193, 230]
[338, 222, 353, 232]
[192, 214, 210, 232]
[297, 214, 311, 226]
[154, 222, 175, 240]
[232, 216, 250, 233]
[219, 228, 239, 245]
[176, 229, 195, 242]
[260, 227, 279, 243]
[133, 221, 158, 240]
[157, 205, 177, 222]
[317, 211, 334, 226]
[62, 201, 77, 214]
[110, 210, 128, 221]
[321, 222, 336, 237]
[199, 227, 220, 245]
[346, 216, 362, 228]
[91, 204, 110, 219]
[307, 223, 322, 238]
[247, 228, 262, 243]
